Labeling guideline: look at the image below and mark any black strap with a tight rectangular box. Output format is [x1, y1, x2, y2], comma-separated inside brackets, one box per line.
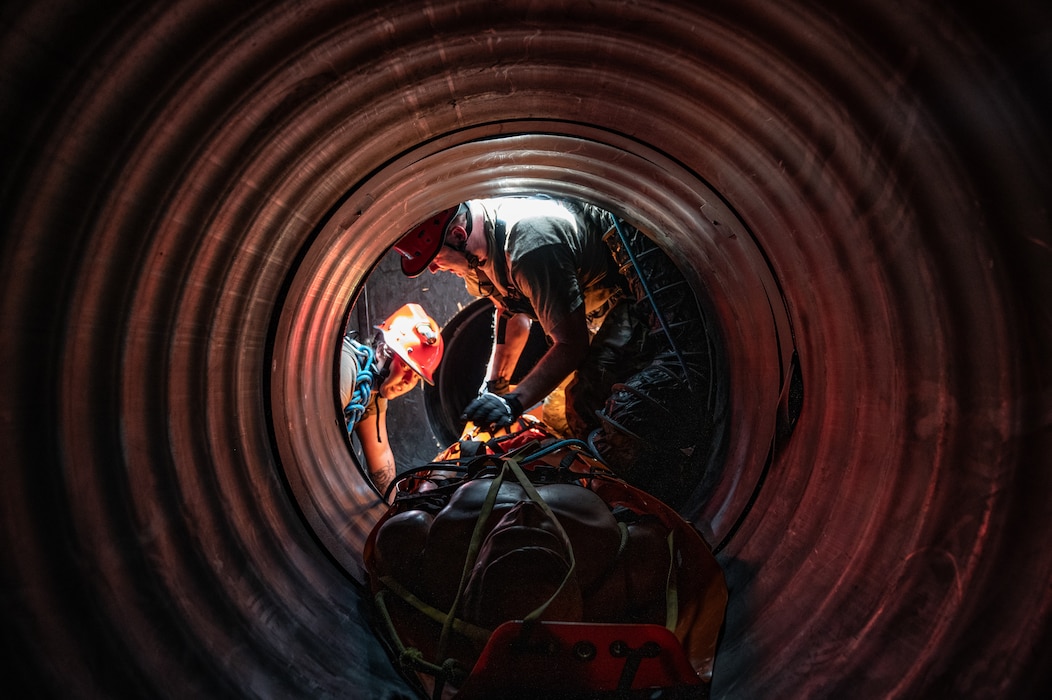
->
[489, 218, 511, 291]
[470, 217, 535, 318]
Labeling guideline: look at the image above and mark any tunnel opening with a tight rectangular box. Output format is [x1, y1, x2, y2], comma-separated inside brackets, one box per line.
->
[317, 187, 756, 697]
[338, 193, 757, 520]
[271, 125, 799, 582]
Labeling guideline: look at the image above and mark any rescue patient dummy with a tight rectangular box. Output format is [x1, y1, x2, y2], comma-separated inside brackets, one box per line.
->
[364, 442, 726, 699]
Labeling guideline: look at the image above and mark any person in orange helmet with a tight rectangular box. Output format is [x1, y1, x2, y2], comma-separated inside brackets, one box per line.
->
[340, 303, 444, 498]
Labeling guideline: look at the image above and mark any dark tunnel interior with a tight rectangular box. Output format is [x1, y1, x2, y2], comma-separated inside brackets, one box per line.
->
[2, 1, 1051, 698]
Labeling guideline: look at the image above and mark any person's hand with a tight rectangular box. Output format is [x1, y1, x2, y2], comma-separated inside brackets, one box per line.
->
[462, 392, 523, 430]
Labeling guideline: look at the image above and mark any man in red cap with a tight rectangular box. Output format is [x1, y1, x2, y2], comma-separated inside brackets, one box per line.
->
[394, 197, 645, 438]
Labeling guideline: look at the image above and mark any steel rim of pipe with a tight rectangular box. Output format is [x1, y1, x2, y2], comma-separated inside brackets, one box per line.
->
[2, 1, 1050, 698]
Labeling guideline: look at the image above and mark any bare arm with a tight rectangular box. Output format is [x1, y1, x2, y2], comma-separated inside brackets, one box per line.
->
[485, 309, 532, 388]
[355, 396, 395, 498]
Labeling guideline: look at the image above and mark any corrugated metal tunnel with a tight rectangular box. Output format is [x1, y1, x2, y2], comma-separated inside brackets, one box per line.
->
[2, 1, 1050, 698]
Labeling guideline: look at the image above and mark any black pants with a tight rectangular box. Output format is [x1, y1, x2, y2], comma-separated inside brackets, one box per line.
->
[563, 299, 652, 436]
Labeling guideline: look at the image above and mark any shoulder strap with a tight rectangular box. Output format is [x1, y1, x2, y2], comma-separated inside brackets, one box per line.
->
[489, 218, 512, 291]
[478, 217, 535, 317]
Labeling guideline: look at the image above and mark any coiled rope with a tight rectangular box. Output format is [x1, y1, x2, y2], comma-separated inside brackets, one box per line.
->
[343, 337, 376, 429]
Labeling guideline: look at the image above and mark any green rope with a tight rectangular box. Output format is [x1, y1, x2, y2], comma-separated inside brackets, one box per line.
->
[375, 588, 471, 700]
[437, 466, 509, 658]
[375, 590, 466, 681]
[664, 530, 679, 631]
[378, 575, 491, 644]
[502, 457, 578, 624]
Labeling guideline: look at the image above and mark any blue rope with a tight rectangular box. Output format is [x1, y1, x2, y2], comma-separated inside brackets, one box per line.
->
[521, 437, 600, 462]
[344, 339, 376, 430]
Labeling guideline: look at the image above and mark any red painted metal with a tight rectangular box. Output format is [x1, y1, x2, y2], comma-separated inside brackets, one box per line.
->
[455, 621, 701, 699]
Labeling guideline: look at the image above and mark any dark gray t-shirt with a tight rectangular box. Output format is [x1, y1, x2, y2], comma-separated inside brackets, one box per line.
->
[482, 197, 625, 335]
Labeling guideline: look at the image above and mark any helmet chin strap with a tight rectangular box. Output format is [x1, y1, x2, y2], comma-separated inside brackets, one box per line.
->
[372, 337, 394, 386]
[368, 340, 392, 442]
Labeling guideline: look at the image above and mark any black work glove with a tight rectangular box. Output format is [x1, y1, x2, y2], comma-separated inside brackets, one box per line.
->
[461, 392, 524, 430]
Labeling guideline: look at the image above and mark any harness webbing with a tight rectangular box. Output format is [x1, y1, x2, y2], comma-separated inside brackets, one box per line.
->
[373, 455, 685, 694]
[472, 218, 536, 318]
[436, 462, 509, 658]
[665, 530, 679, 632]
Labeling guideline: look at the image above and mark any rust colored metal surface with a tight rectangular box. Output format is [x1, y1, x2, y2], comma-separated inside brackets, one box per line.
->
[1, 1, 1050, 698]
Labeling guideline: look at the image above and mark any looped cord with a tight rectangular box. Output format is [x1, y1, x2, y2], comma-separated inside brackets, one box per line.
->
[343, 338, 376, 428]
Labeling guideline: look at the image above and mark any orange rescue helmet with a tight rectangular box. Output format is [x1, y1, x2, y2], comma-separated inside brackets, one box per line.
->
[393, 205, 461, 277]
[378, 303, 444, 384]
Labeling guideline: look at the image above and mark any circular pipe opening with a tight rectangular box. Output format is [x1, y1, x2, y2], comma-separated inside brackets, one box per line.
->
[271, 126, 794, 576]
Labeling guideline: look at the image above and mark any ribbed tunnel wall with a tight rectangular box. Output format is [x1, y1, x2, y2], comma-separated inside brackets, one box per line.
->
[2, 1, 1050, 698]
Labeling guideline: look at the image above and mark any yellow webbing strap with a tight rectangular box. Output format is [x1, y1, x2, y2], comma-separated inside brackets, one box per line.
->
[373, 589, 470, 700]
[377, 458, 583, 673]
[437, 464, 509, 658]
[665, 530, 679, 631]
[377, 575, 491, 644]
[438, 456, 580, 654]
[503, 457, 577, 625]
